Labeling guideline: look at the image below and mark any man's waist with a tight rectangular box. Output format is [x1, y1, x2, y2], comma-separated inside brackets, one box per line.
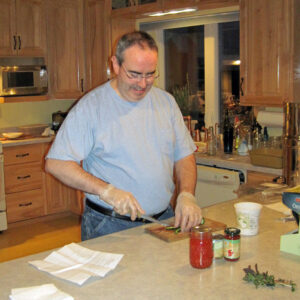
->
[85, 198, 168, 222]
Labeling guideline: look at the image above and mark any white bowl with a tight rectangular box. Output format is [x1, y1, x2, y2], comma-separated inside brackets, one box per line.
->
[2, 132, 23, 139]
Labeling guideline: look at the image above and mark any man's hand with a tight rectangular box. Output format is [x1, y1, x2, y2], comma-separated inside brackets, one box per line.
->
[174, 192, 202, 232]
[100, 184, 145, 220]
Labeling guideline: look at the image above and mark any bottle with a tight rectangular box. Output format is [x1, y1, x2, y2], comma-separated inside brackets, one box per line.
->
[223, 110, 234, 154]
[223, 227, 241, 261]
[190, 227, 213, 269]
[207, 126, 216, 156]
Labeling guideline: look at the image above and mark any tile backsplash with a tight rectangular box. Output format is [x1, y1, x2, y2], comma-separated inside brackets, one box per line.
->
[0, 99, 76, 128]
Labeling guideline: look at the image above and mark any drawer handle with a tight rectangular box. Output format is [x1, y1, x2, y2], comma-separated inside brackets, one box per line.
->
[17, 175, 31, 180]
[16, 153, 29, 158]
[19, 202, 32, 207]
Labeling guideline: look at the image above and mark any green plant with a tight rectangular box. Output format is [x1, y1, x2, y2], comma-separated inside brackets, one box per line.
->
[172, 74, 191, 115]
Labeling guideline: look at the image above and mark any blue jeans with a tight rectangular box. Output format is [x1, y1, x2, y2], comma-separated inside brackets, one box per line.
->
[81, 204, 174, 241]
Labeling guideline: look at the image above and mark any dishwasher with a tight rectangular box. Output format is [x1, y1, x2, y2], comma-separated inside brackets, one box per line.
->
[195, 164, 246, 208]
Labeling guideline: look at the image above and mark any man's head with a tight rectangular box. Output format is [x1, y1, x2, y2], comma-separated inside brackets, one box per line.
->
[111, 31, 159, 102]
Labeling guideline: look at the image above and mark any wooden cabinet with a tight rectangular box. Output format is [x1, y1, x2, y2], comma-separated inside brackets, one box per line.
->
[47, 0, 85, 99]
[84, 0, 111, 90]
[43, 143, 82, 215]
[3, 142, 81, 223]
[0, 0, 46, 57]
[240, 0, 300, 107]
[3, 144, 46, 223]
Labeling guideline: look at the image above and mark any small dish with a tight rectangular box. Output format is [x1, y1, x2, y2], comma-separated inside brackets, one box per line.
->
[2, 132, 23, 139]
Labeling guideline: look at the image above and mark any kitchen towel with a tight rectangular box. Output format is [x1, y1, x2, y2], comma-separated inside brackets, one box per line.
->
[29, 243, 124, 285]
[10, 284, 73, 300]
[257, 111, 284, 128]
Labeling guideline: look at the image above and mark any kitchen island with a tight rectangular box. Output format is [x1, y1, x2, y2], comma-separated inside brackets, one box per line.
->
[0, 195, 299, 300]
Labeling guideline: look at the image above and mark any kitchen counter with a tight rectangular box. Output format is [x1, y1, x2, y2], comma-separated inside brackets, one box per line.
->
[0, 136, 54, 147]
[195, 152, 283, 176]
[0, 195, 299, 299]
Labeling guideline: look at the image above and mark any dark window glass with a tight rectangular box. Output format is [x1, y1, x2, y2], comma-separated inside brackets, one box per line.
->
[7, 72, 34, 88]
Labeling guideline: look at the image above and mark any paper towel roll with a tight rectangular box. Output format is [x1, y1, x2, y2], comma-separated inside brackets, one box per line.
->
[257, 111, 284, 128]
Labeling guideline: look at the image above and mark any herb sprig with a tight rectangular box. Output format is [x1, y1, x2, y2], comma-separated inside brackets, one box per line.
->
[243, 264, 296, 292]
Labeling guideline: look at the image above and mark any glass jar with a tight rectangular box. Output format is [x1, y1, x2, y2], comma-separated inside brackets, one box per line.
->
[212, 234, 224, 259]
[223, 227, 240, 261]
[189, 226, 213, 269]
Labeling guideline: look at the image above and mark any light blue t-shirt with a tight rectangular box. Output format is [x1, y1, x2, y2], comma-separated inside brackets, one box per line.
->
[47, 81, 196, 214]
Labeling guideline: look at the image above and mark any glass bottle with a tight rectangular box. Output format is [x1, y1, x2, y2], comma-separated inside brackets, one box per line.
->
[207, 126, 216, 156]
[190, 227, 213, 269]
[223, 110, 234, 154]
[223, 227, 240, 261]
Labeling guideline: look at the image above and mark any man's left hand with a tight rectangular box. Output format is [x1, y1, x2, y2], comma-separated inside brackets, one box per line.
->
[174, 192, 202, 232]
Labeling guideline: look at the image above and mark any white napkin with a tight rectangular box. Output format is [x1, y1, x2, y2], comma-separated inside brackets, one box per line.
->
[29, 243, 123, 285]
[10, 284, 73, 300]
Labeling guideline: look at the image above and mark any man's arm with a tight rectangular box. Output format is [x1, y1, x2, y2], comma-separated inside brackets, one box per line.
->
[45, 159, 145, 219]
[173, 154, 202, 231]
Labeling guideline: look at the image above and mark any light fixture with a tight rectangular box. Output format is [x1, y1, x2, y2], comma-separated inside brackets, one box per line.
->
[147, 8, 197, 17]
[233, 60, 240, 65]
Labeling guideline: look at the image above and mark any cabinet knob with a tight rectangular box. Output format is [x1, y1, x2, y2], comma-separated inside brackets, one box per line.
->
[240, 77, 244, 96]
[18, 36, 21, 50]
[16, 153, 29, 158]
[19, 202, 32, 207]
[13, 35, 17, 50]
[17, 175, 31, 180]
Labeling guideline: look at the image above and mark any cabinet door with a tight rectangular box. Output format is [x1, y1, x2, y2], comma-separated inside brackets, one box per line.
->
[240, 0, 291, 106]
[47, 0, 85, 99]
[85, 0, 110, 90]
[0, 0, 16, 56]
[15, 0, 47, 56]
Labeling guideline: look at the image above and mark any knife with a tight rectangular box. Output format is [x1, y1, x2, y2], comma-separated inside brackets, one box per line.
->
[141, 214, 170, 227]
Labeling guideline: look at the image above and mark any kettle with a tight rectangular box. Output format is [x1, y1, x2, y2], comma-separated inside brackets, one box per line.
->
[52, 111, 68, 132]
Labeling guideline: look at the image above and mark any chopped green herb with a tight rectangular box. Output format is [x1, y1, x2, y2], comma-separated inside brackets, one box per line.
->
[243, 264, 296, 292]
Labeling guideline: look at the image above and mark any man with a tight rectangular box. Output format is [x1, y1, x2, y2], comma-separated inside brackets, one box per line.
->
[45, 31, 202, 241]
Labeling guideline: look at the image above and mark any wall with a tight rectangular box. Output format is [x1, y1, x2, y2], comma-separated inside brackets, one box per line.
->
[0, 99, 76, 128]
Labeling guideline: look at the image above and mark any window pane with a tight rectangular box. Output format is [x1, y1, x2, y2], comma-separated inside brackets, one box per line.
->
[164, 26, 204, 121]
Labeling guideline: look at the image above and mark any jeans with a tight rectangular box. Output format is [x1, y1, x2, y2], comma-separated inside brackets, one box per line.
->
[81, 204, 175, 241]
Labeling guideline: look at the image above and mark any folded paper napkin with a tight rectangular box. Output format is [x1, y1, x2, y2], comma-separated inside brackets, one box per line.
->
[29, 243, 124, 285]
[10, 284, 73, 300]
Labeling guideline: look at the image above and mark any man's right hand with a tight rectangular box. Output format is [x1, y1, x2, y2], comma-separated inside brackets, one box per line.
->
[100, 184, 145, 221]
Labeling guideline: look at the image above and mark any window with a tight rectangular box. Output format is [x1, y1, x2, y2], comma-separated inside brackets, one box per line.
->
[139, 11, 241, 130]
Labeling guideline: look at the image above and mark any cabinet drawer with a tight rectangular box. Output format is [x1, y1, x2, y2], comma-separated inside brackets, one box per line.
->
[3, 143, 44, 166]
[4, 162, 43, 193]
[6, 189, 45, 223]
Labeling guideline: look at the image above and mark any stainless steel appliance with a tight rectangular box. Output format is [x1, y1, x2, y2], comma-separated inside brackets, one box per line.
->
[0, 57, 48, 97]
[195, 164, 246, 208]
[0, 143, 8, 231]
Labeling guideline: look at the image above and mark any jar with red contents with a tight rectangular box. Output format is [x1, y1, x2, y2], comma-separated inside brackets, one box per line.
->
[189, 226, 213, 269]
[223, 227, 240, 261]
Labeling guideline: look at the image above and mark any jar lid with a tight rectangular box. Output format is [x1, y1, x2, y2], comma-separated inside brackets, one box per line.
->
[224, 227, 240, 236]
[191, 225, 212, 233]
[212, 234, 224, 240]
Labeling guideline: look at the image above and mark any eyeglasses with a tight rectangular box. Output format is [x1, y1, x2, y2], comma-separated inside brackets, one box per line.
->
[121, 64, 159, 81]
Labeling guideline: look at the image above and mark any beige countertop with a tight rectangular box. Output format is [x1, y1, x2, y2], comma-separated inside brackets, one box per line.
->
[0, 195, 299, 299]
[195, 152, 283, 176]
[0, 136, 54, 147]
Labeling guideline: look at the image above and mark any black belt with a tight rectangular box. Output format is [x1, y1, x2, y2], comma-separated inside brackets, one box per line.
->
[86, 198, 167, 223]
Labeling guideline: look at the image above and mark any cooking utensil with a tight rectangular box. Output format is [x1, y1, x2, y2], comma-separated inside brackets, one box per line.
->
[141, 215, 170, 227]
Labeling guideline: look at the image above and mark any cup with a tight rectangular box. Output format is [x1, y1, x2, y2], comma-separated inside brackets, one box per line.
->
[234, 202, 263, 236]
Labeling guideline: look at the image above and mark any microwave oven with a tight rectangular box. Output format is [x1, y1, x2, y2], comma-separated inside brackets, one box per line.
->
[0, 58, 48, 97]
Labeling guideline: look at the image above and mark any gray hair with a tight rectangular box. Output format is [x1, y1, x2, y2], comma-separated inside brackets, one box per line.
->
[115, 31, 158, 65]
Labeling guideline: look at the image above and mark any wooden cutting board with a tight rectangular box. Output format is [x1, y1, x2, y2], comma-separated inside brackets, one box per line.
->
[145, 218, 226, 242]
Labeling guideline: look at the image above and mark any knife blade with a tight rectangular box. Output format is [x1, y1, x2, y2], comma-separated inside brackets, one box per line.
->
[141, 214, 170, 227]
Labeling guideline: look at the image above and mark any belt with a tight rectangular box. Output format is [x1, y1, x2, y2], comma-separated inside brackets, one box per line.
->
[86, 198, 167, 223]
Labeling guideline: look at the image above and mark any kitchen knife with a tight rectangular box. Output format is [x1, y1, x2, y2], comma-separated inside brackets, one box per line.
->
[141, 215, 170, 227]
